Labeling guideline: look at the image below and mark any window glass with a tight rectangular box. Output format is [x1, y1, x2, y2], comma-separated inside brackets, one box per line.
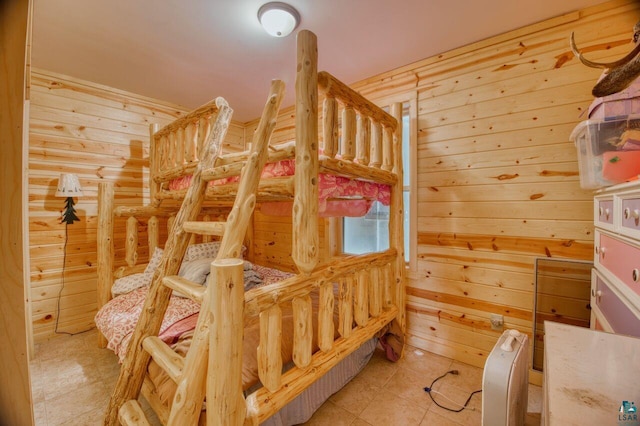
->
[343, 104, 410, 262]
[343, 201, 390, 254]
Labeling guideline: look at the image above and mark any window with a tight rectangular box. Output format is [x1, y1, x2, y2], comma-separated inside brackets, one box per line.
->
[343, 104, 412, 263]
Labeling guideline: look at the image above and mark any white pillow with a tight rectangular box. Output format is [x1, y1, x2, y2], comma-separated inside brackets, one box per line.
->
[144, 247, 164, 274]
[111, 272, 153, 297]
[178, 258, 212, 285]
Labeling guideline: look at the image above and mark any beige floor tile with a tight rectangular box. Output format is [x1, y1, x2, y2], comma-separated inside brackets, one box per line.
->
[302, 400, 357, 426]
[383, 366, 433, 409]
[40, 357, 105, 401]
[358, 390, 428, 426]
[527, 383, 543, 413]
[45, 381, 110, 426]
[425, 383, 482, 426]
[33, 400, 48, 426]
[401, 346, 453, 377]
[440, 361, 484, 393]
[420, 409, 465, 426]
[351, 419, 373, 426]
[329, 374, 380, 416]
[356, 348, 399, 388]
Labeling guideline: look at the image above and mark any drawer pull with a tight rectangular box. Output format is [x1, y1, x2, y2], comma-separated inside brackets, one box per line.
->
[605, 208, 610, 220]
[598, 246, 606, 258]
[633, 269, 640, 282]
[624, 207, 640, 225]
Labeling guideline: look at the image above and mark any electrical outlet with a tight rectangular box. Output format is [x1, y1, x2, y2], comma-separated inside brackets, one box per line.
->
[490, 314, 504, 331]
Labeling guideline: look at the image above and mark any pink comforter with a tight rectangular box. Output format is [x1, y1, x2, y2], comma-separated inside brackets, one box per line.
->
[95, 264, 293, 362]
[168, 158, 390, 217]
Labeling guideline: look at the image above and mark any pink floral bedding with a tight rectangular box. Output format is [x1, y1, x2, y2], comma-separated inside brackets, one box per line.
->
[95, 264, 294, 362]
[168, 158, 391, 217]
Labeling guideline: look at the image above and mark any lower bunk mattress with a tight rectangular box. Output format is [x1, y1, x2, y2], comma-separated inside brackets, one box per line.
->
[95, 260, 385, 424]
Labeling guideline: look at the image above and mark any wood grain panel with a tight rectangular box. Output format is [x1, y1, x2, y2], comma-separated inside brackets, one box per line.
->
[0, 0, 32, 423]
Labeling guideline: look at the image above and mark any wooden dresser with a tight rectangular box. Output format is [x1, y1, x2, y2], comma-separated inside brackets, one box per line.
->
[592, 180, 640, 336]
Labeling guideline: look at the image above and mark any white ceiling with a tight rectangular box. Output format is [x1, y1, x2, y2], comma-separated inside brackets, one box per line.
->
[32, 0, 608, 122]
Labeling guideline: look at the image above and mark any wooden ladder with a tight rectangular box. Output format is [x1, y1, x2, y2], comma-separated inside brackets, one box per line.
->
[104, 80, 285, 425]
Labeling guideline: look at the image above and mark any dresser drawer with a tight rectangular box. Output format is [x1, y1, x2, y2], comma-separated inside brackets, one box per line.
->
[592, 270, 640, 337]
[621, 195, 640, 238]
[595, 231, 640, 301]
[594, 196, 614, 230]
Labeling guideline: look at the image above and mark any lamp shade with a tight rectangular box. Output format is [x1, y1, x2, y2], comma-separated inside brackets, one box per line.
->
[55, 173, 83, 197]
[258, 2, 300, 37]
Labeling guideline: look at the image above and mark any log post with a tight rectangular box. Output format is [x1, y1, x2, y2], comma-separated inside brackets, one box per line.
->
[292, 295, 313, 369]
[382, 126, 394, 172]
[389, 102, 406, 339]
[258, 305, 283, 392]
[97, 182, 114, 348]
[370, 121, 382, 168]
[356, 115, 370, 166]
[341, 107, 356, 161]
[338, 276, 354, 338]
[202, 214, 211, 243]
[354, 269, 369, 327]
[369, 267, 381, 317]
[149, 124, 160, 206]
[292, 30, 319, 274]
[206, 258, 246, 425]
[185, 121, 197, 163]
[318, 282, 334, 352]
[322, 96, 339, 158]
[148, 216, 159, 257]
[125, 216, 138, 267]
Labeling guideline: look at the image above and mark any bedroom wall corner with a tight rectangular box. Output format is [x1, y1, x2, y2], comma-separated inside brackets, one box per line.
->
[27, 71, 246, 342]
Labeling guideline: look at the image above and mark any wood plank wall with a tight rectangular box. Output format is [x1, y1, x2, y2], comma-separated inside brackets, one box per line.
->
[27, 70, 245, 341]
[360, 0, 639, 368]
[0, 0, 34, 423]
[401, 0, 638, 368]
[250, 0, 640, 368]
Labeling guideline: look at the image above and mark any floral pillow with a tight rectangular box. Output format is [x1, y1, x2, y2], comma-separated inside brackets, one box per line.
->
[144, 247, 164, 274]
[183, 242, 221, 262]
[183, 241, 248, 261]
[111, 272, 153, 297]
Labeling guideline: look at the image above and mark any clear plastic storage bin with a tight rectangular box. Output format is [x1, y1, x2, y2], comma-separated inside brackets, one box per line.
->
[570, 116, 640, 189]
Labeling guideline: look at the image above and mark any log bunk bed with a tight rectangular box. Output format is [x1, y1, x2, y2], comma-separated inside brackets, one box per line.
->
[96, 30, 406, 425]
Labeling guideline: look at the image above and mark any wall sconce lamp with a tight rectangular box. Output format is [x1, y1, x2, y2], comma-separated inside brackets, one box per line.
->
[258, 2, 300, 37]
[55, 173, 83, 225]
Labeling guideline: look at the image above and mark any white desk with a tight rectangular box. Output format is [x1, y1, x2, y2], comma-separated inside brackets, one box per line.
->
[543, 322, 640, 425]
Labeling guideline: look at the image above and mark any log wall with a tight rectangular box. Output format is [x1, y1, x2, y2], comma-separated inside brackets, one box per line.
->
[251, 0, 640, 369]
[28, 70, 245, 341]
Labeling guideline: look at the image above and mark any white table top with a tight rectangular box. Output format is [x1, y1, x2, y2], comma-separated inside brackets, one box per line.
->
[544, 322, 640, 425]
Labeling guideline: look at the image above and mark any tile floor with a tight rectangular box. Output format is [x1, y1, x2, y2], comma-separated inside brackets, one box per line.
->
[30, 329, 542, 425]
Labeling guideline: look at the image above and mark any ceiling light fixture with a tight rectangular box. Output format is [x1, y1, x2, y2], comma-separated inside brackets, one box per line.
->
[258, 2, 300, 38]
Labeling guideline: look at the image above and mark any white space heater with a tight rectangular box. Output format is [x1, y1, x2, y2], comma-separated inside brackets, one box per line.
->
[482, 329, 529, 426]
